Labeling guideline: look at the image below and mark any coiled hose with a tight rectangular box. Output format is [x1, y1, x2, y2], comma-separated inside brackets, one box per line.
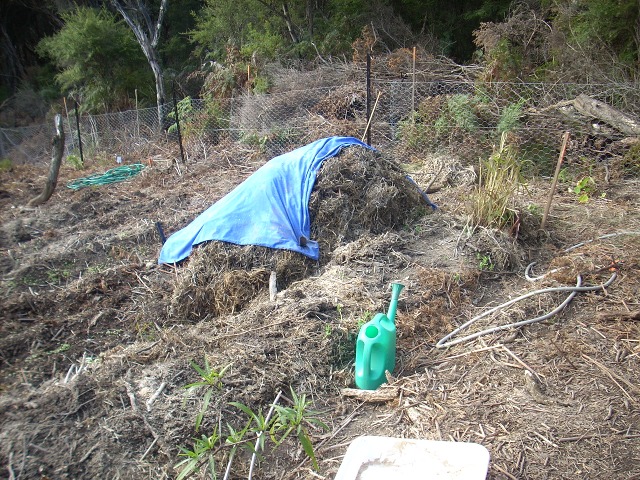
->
[436, 231, 640, 348]
[67, 163, 145, 190]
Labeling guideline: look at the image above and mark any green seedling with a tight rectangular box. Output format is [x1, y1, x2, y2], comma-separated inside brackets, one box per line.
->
[176, 429, 220, 480]
[47, 343, 70, 355]
[270, 387, 328, 471]
[572, 176, 596, 203]
[183, 359, 231, 432]
[476, 253, 495, 272]
[176, 385, 328, 479]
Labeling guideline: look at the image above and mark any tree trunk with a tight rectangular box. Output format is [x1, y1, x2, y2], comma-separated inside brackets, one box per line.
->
[282, 3, 299, 44]
[111, 0, 167, 132]
[146, 47, 166, 131]
[573, 94, 640, 136]
[306, 0, 314, 37]
[28, 114, 64, 207]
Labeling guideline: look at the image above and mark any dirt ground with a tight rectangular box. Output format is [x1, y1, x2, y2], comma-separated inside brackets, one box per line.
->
[1, 139, 639, 480]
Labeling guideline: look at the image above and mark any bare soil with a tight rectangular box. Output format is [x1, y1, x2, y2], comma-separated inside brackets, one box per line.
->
[1, 141, 639, 480]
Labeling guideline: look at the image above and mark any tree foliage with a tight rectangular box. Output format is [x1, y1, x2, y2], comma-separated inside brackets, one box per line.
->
[475, 1, 640, 82]
[36, 7, 153, 112]
[5, 0, 640, 120]
[551, 0, 639, 80]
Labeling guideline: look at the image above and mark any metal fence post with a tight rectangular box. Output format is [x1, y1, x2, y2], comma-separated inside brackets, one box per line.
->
[75, 102, 84, 165]
[173, 80, 186, 163]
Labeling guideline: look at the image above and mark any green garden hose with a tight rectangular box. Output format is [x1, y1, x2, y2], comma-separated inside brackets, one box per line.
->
[66, 163, 145, 190]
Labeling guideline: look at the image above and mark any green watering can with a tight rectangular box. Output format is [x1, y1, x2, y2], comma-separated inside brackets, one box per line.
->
[355, 282, 405, 390]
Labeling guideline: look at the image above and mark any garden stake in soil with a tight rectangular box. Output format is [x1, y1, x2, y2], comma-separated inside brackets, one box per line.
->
[541, 131, 570, 229]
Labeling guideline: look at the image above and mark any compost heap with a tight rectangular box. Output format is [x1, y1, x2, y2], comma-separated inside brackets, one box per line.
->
[170, 146, 427, 320]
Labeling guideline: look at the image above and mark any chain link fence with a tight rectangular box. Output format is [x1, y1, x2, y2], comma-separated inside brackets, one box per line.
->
[2, 72, 639, 179]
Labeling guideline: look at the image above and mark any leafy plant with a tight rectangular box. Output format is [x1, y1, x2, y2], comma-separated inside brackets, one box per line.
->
[36, 7, 153, 113]
[447, 94, 479, 132]
[47, 343, 71, 355]
[167, 96, 195, 135]
[239, 132, 268, 151]
[0, 158, 12, 172]
[269, 387, 328, 471]
[497, 99, 526, 134]
[176, 386, 327, 479]
[175, 429, 220, 480]
[356, 310, 372, 330]
[183, 359, 231, 432]
[622, 141, 640, 177]
[66, 153, 84, 170]
[324, 324, 332, 337]
[476, 253, 495, 272]
[397, 111, 430, 149]
[572, 176, 596, 203]
[526, 203, 542, 216]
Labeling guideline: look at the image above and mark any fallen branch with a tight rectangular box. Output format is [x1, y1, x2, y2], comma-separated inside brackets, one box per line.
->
[573, 94, 640, 136]
[596, 310, 640, 322]
[340, 386, 399, 402]
[528, 95, 640, 137]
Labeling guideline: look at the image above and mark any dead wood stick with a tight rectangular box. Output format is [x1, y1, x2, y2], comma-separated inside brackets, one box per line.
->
[582, 354, 639, 401]
[596, 310, 640, 321]
[145, 382, 166, 411]
[420, 343, 504, 366]
[28, 114, 64, 207]
[140, 437, 158, 461]
[340, 386, 399, 402]
[269, 271, 277, 302]
[493, 463, 518, 480]
[425, 161, 445, 192]
[574, 94, 640, 136]
[541, 131, 570, 229]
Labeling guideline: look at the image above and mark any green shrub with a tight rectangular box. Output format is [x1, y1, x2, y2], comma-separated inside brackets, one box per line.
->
[622, 142, 640, 177]
[0, 158, 13, 172]
[497, 99, 526, 134]
[66, 154, 84, 170]
[434, 94, 479, 137]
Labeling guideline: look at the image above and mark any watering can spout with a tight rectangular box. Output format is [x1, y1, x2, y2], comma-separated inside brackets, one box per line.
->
[386, 282, 405, 323]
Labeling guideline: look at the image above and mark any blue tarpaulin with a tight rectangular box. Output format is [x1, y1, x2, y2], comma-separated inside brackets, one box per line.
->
[158, 136, 374, 264]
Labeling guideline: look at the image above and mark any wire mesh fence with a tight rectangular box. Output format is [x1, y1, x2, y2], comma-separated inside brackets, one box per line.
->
[2, 74, 639, 179]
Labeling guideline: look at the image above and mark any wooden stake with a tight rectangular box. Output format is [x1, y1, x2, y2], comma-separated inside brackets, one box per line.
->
[541, 131, 570, 229]
[411, 46, 416, 114]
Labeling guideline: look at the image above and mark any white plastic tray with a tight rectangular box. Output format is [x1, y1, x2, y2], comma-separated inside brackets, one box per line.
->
[334, 436, 490, 480]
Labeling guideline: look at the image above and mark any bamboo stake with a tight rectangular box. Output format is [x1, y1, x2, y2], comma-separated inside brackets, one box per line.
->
[541, 131, 570, 229]
[361, 91, 382, 143]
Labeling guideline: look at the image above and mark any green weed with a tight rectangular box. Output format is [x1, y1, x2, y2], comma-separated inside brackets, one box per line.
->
[183, 358, 231, 432]
[66, 153, 84, 170]
[476, 253, 495, 272]
[0, 158, 12, 172]
[176, 386, 328, 479]
[497, 99, 526, 134]
[572, 176, 596, 203]
[47, 343, 70, 355]
[470, 132, 525, 230]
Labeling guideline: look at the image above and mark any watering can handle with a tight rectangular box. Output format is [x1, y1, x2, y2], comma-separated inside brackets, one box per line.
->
[361, 340, 372, 380]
